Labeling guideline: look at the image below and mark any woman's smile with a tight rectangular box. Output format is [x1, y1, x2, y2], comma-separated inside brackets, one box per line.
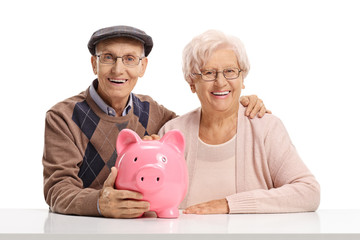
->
[211, 90, 231, 98]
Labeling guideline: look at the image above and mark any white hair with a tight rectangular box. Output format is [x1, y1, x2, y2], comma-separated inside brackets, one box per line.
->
[182, 30, 250, 84]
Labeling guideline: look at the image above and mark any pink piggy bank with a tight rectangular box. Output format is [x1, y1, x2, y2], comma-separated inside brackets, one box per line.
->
[114, 129, 188, 218]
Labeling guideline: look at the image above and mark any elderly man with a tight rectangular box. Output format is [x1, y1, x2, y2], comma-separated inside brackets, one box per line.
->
[42, 25, 268, 218]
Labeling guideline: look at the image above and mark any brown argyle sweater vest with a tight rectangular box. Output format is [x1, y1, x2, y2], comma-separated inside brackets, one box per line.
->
[43, 86, 176, 216]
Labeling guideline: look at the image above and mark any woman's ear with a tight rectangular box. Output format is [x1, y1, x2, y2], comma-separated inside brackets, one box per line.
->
[190, 83, 196, 93]
[91, 55, 97, 75]
[187, 76, 196, 93]
[240, 72, 245, 89]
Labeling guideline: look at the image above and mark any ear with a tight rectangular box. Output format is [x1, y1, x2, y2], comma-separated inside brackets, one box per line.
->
[139, 57, 148, 77]
[190, 83, 196, 93]
[187, 75, 197, 93]
[240, 72, 245, 89]
[116, 129, 142, 155]
[160, 130, 185, 154]
[91, 55, 98, 75]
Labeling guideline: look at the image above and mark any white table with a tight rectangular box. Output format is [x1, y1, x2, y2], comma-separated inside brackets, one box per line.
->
[0, 209, 359, 240]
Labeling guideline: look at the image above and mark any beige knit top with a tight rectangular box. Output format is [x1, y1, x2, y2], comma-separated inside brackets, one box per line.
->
[159, 105, 320, 213]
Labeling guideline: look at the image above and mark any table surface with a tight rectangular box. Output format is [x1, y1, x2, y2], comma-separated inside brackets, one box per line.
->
[1, 209, 359, 240]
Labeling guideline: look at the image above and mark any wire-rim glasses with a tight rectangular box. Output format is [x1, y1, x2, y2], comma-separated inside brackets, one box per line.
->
[192, 68, 242, 81]
[96, 53, 143, 67]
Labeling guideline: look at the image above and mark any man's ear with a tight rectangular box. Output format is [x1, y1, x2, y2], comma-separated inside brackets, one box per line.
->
[91, 55, 98, 75]
[139, 57, 148, 77]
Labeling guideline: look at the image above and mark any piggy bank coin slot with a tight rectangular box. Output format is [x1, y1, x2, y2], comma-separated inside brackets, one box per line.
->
[134, 157, 138, 162]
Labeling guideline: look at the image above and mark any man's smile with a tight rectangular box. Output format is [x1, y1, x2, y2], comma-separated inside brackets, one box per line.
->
[108, 78, 128, 84]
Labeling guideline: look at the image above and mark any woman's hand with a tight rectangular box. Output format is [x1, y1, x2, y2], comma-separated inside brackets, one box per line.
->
[183, 198, 229, 214]
[240, 95, 272, 118]
[98, 167, 150, 218]
[142, 134, 161, 141]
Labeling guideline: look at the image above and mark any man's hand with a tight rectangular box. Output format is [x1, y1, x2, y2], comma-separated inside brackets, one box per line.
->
[183, 198, 229, 215]
[98, 167, 150, 218]
[240, 95, 272, 118]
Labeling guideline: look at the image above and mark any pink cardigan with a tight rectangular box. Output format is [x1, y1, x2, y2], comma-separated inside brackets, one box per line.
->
[159, 105, 320, 213]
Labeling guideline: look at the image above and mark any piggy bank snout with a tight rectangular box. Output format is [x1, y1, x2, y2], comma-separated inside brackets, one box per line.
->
[136, 165, 165, 192]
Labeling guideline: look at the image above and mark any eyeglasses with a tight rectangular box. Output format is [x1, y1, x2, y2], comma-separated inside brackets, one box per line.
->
[96, 53, 143, 66]
[192, 68, 242, 81]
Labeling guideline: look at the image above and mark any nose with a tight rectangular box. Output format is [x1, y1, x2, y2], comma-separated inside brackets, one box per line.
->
[136, 165, 165, 192]
[111, 59, 125, 75]
[214, 72, 227, 87]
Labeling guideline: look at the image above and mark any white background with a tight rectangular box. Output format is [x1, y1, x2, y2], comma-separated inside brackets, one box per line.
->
[0, 0, 359, 210]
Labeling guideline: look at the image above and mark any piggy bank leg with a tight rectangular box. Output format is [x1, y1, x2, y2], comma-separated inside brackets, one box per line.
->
[156, 207, 179, 218]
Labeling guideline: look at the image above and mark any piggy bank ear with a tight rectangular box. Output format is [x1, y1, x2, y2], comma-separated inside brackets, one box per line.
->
[116, 129, 141, 155]
[160, 130, 185, 154]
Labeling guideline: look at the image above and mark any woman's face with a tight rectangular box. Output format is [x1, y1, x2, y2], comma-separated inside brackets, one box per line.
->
[190, 48, 244, 114]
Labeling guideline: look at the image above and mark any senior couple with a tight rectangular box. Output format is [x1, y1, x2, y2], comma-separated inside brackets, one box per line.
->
[42, 25, 320, 218]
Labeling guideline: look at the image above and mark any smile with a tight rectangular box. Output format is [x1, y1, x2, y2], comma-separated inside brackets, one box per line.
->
[211, 91, 230, 96]
[108, 78, 127, 84]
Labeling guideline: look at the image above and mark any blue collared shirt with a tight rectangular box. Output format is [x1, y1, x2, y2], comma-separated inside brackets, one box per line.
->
[89, 80, 132, 117]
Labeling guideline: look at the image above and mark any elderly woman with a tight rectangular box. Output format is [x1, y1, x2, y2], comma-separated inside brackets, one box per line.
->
[158, 30, 320, 214]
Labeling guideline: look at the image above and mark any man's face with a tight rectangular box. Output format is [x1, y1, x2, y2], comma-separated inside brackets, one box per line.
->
[91, 38, 148, 108]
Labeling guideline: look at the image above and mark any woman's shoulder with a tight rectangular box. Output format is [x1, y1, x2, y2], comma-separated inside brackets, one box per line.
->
[238, 105, 285, 133]
[165, 108, 200, 127]
[159, 108, 201, 135]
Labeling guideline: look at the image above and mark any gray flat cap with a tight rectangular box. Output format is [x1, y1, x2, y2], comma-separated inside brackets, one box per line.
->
[88, 25, 153, 56]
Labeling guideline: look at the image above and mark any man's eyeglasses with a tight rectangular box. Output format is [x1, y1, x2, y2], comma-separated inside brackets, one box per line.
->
[96, 53, 143, 66]
[192, 68, 242, 81]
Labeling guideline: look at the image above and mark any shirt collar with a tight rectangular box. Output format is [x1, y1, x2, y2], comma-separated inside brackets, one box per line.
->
[89, 79, 132, 117]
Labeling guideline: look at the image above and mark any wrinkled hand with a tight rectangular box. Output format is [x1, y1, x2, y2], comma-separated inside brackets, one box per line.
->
[183, 198, 229, 215]
[98, 167, 150, 218]
[240, 95, 272, 118]
[142, 134, 160, 141]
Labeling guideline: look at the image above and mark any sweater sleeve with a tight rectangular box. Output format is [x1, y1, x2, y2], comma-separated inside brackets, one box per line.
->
[158, 104, 177, 130]
[150, 101, 177, 135]
[42, 110, 101, 216]
[226, 117, 320, 213]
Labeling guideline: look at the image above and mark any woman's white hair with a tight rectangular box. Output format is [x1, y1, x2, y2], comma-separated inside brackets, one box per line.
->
[182, 30, 250, 84]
